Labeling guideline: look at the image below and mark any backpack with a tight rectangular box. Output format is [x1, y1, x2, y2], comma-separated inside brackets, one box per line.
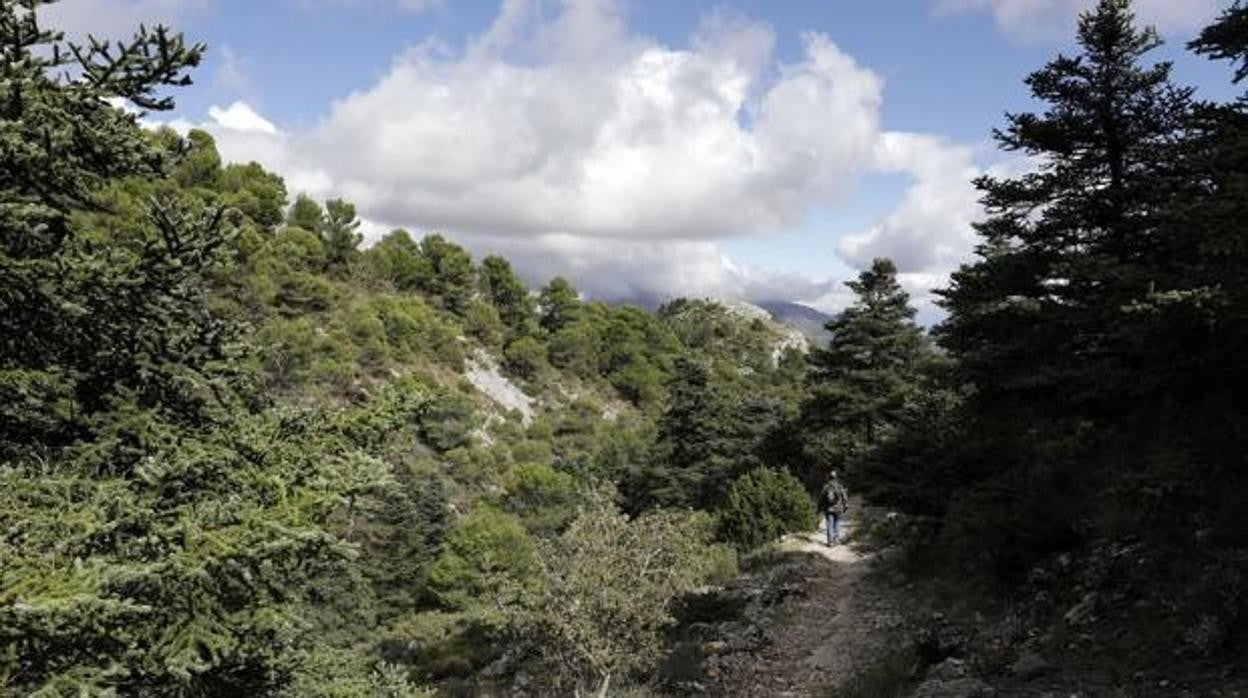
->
[821, 481, 847, 514]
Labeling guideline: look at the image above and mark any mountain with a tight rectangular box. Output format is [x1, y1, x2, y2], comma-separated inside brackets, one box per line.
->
[756, 301, 832, 345]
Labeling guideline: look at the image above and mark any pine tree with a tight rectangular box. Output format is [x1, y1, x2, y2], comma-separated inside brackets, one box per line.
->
[322, 198, 363, 274]
[805, 258, 925, 447]
[288, 193, 325, 232]
[418, 234, 475, 315]
[480, 254, 536, 336]
[538, 276, 581, 333]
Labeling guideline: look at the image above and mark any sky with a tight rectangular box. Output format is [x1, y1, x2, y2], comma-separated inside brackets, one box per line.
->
[46, 0, 1240, 317]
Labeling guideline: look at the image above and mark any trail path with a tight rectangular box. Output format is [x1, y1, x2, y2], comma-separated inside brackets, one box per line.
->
[713, 521, 910, 697]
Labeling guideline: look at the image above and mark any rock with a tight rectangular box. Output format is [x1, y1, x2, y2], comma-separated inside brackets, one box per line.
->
[926, 658, 970, 680]
[1010, 651, 1052, 680]
[915, 622, 972, 661]
[1063, 592, 1099, 627]
[912, 677, 995, 697]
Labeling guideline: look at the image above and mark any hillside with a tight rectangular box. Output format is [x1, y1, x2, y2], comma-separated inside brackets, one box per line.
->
[2, 92, 817, 691]
[757, 301, 834, 345]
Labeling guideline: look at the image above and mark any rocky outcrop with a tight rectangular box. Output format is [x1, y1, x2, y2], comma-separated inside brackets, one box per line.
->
[464, 350, 535, 425]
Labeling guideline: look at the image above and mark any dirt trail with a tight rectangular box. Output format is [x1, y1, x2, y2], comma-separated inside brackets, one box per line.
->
[715, 523, 909, 697]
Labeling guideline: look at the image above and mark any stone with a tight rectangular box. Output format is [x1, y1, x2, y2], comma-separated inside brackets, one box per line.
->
[1063, 592, 1099, 627]
[926, 658, 970, 680]
[1010, 651, 1052, 680]
[912, 677, 995, 697]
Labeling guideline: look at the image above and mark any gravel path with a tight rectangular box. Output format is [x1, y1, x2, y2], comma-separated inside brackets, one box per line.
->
[714, 525, 910, 697]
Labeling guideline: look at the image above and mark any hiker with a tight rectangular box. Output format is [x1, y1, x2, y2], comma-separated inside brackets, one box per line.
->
[819, 470, 848, 546]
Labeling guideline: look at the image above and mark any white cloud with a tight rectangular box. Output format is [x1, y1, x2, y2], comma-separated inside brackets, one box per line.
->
[937, 0, 1222, 41]
[207, 102, 278, 135]
[279, 11, 882, 241]
[837, 133, 982, 282]
[169, 0, 991, 316]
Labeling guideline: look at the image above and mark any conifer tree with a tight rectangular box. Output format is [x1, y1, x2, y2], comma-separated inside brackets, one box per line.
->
[805, 258, 925, 447]
[418, 234, 475, 315]
[480, 254, 536, 336]
[322, 198, 363, 274]
[0, 4, 396, 693]
[288, 193, 325, 232]
[939, 0, 1192, 414]
[627, 357, 776, 512]
[538, 276, 581, 333]
[917, 0, 1208, 576]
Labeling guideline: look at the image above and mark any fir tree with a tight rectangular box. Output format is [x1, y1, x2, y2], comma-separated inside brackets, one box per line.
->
[806, 258, 925, 447]
[938, 0, 1193, 414]
[0, 4, 396, 693]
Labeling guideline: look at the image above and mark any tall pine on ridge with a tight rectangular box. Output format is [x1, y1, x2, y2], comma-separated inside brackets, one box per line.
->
[805, 258, 925, 452]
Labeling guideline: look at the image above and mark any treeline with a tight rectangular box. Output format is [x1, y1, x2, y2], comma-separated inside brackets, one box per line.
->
[837, 0, 1248, 661]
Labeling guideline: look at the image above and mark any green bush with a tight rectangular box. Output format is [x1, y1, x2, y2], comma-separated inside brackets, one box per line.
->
[518, 494, 735, 694]
[463, 299, 505, 348]
[503, 336, 549, 384]
[717, 468, 815, 552]
[504, 462, 582, 536]
[426, 508, 541, 615]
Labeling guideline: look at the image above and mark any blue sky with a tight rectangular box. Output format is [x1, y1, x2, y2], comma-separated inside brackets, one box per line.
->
[50, 0, 1239, 313]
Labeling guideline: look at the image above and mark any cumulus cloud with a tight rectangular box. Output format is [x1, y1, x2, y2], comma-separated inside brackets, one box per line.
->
[283, 9, 882, 240]
[171, 0, 988, 314]
[836, 133, 983, 301]
[937, 0, 1222, 41]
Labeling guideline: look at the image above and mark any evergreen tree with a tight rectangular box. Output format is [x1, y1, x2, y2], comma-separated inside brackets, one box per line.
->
[538, 276, 581, 333]
[627, 358, 776, 512]
[1192, 1, 1248, 83]
[479, 255, 535, 336]
[806, 258, 925, 447]
[0, 4, 397, 693]
[919, 0, 1208, 577]
[939, 0, 1192, 415]
[418, 234, 475, 315]
[288, 193, 325, 232]
[322, 198, 363, 274]
[364, 228, 430, 291]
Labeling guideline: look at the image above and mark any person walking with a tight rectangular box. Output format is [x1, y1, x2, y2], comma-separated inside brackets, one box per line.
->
[819, 470, 849, 546]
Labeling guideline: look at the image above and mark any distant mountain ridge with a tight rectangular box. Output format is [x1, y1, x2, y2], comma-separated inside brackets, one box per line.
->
[756, 300, 833, 345]
[610, 295, 833, 346]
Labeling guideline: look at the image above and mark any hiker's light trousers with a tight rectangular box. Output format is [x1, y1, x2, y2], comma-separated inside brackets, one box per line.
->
[825, 512, 840, 545]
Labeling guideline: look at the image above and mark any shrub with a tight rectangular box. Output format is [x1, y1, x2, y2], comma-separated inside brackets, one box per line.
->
[504, 463, 582, 536]
[503, 336, 549, 384]
[426, 508, 541, 615]
[463, 299, 505, 348]
[279, 646, 432, 698]
[518, 494, 734, 694]
[717, 467, 815, 552]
